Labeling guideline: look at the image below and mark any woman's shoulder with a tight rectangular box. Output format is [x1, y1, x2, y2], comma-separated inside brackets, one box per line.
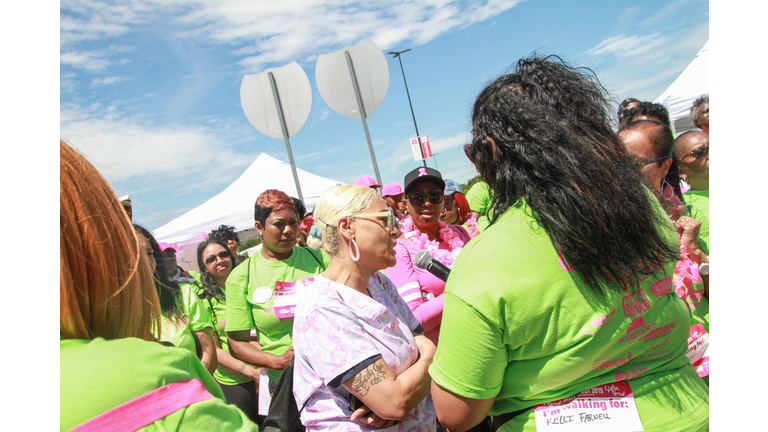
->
[61, 338, 218, 429]
[61, 338, 258, 431]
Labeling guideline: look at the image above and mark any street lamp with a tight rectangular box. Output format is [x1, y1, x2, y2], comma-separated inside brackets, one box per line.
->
[388, 48, 427, 168]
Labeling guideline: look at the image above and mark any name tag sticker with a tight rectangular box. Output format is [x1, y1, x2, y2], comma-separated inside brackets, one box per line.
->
[687, 323, 710, 378]
[534, 381, 644, 431]
[248, 286, 273, 305]
[273, 277, 315, 319]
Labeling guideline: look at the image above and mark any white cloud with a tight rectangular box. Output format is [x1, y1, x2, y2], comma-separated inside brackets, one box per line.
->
[60, 50, 111, 72]
[641, 0, 700, 27]
[60, 0, 163, 46]
[583, 21, 709, 101]
[91, 76, 129, 87]
[60, 104, 259, 197]
[377, 130, 470, 172]
[585, 33, 668, 58]
[61, 0, 523, 74]
[120, 58, 132, 65]
[428, 131, 471, 153]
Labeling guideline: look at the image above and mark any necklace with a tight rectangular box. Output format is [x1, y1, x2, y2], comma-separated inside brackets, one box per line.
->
[401, 217, 466, 268]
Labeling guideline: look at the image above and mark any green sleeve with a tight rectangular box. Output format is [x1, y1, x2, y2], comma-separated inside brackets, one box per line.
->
[689, 206, 709, 255]
[225, 259, 255, 332]
[180, 283, 213, 332]
[428, 292, 507, 400]
[466, 182, 490, 214]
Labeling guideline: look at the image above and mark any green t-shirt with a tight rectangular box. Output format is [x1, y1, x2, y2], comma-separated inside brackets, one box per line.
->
[159, 295, 197, 354]
[685, 189, 709, 256]
[466, 181, 492, 232]
[429, 198, 708, 431]
[180, 278, 214, 333]
[60, 337, 258, 431]
[225, 246, 329, 382]
[192, 280, 254, 386]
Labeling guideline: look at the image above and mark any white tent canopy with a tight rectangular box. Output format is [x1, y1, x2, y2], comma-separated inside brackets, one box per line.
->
[152, 153, 343, 270]
[654, 39, 709, 133]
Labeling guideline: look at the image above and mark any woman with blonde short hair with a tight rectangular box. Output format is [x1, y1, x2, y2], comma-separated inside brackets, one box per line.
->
[292, 185, 437, 431]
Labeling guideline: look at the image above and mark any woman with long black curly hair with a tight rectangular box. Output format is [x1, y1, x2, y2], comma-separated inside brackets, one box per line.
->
[428, 56, 708, 431]
[191, 236, 263, 424]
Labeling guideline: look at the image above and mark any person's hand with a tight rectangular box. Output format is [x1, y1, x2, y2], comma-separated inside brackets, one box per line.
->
[675, 216, 702, 251]
[272, 347, 294, 370]
[414, 334, 436, 362]
[675, 216, 708, 265]
[250, 368, 261, 384]
[351, 405, 397, 429]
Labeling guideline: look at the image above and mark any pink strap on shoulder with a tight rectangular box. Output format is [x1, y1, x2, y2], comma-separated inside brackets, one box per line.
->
[71, 378, 215, 432]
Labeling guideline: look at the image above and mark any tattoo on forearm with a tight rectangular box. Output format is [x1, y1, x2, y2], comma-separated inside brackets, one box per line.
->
[352, 362, 386, 396]
[201, 339, 209, 349]
[238, 364, 247, 375]
[202, 360, 209, 368]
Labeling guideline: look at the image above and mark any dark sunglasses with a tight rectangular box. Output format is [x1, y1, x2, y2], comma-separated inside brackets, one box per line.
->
[680, 145, 708, 162]
[204, 251, 231, 265]
[407, 191, 444, 206]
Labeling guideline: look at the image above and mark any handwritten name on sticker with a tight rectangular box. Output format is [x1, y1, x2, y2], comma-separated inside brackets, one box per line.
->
[534, 381, 645, 431]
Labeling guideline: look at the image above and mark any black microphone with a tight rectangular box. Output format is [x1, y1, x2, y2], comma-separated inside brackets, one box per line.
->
[414, 250, 451, 282]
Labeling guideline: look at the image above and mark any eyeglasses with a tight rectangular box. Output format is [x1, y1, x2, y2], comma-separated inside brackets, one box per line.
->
[643, 155, 669, 166]
[204, 251, 231, 265]
[680, 145, 708, 162]
[407, 191, 444, 206]
[353, 207, 400, 232]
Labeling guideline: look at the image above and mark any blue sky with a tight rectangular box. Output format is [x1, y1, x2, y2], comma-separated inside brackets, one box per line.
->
[59, 0, 709, 232]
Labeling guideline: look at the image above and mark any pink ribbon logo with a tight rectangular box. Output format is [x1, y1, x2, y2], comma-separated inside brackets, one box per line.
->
[418, 168, 428, 177]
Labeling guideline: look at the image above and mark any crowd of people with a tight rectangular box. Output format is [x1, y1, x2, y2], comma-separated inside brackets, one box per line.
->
[60, 55, 709, 431]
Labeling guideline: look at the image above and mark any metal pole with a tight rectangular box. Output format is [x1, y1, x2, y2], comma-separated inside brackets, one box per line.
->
[344, 50, 383, 187]
[267, 71, 304, 202]
[390, 50, 427, 167]
[396, 55, 420, 138]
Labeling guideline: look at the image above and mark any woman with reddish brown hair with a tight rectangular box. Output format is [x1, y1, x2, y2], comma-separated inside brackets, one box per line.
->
[60, 141, 257, 431]
[226, 189, 330, 416]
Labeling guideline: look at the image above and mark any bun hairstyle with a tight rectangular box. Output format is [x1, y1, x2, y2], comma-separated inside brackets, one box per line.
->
[312, 185, 377, 256]
[60, 141, 160, 341]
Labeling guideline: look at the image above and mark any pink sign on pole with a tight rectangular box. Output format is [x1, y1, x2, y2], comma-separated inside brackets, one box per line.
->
[410, 135, 431, 161]
[419, 135, 432, 158]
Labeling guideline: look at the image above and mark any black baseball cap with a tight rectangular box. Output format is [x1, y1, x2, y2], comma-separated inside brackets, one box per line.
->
[403, 167, 445, 194]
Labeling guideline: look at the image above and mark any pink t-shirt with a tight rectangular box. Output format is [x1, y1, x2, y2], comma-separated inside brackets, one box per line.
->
[385, 224, 471, 345]
[292, 272, 437, 431]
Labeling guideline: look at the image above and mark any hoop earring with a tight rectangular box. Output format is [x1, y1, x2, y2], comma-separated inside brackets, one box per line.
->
[349, 238, 360, 262]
